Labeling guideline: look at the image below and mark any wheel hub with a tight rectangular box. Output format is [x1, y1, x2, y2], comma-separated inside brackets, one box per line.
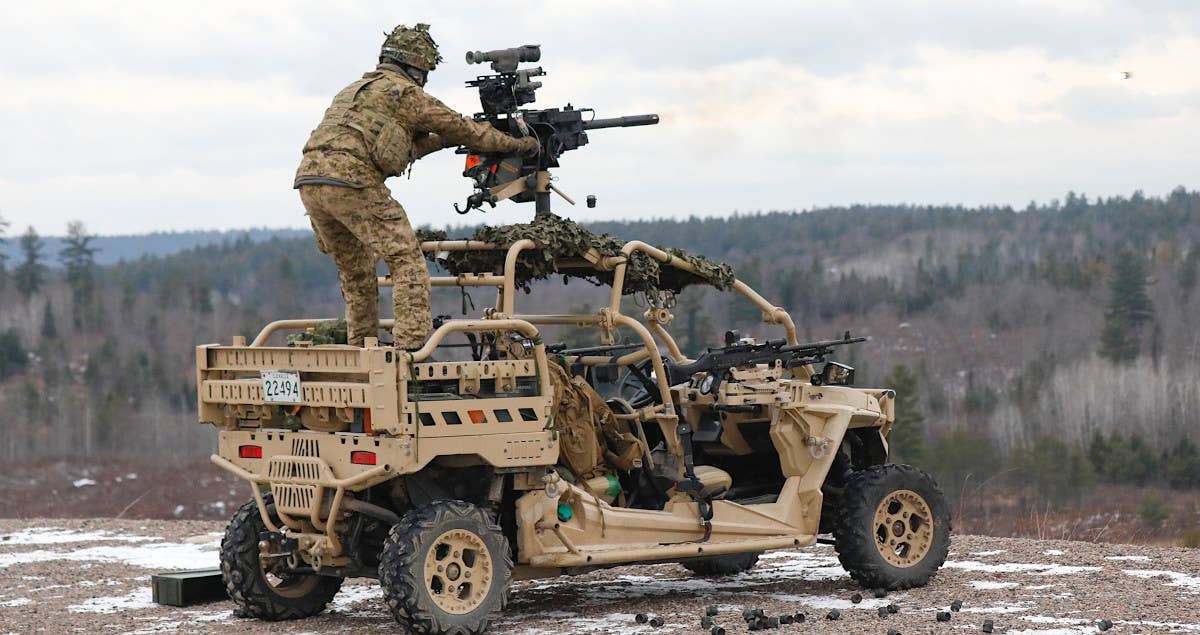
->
[424, 529, 493, 614]
[873, 489, 934, 568]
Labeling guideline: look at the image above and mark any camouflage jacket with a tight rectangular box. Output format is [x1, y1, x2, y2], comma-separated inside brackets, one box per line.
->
[295, 64, 525, 187]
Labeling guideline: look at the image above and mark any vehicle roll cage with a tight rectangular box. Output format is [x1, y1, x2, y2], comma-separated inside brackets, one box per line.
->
[250, 238, 800, 416]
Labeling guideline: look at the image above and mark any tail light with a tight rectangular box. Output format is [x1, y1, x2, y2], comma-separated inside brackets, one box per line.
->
[350, 451, 377, 466]
[238, 445, 263, 459]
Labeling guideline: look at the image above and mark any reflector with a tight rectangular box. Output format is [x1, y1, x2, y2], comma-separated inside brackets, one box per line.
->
[238, 445, 263, 459]
[350, 451, 377, 465]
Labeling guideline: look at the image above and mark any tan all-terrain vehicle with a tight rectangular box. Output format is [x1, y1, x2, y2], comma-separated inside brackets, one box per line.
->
[198, 212, 951, 634]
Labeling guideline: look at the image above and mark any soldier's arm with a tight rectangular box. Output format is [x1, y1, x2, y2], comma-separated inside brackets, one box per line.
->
[408, 90, 525, 153]
[411, 132, 456, 160]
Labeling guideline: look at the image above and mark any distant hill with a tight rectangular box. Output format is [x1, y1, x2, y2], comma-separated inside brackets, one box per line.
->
[0, 228, 311, 266]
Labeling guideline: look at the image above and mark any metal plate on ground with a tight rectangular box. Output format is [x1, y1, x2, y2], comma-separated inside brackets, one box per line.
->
[151, 569, 227, 607]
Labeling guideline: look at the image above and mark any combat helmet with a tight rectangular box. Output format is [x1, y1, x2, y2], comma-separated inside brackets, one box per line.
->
[380, 23, 443, 72]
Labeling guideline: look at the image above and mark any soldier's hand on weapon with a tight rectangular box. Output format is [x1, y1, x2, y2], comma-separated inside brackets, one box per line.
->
[516, 136, 540, 157]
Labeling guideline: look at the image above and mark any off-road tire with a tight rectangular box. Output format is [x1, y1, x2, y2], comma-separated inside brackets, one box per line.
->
[833, 464, 951, 590]
[379, 500, 512, 635]
[220, 496, 344, 620]
[680, 551, 762, 576]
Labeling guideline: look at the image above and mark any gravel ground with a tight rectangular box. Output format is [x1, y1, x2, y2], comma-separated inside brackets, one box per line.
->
[1, 518, 1198, 634]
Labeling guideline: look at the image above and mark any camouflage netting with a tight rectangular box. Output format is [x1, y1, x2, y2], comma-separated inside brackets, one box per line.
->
[287, 319, 349, 345]
[416, 214, 735, 296]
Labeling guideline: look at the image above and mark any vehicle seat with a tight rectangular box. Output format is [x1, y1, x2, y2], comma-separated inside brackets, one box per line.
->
[691, 465, 732, 495]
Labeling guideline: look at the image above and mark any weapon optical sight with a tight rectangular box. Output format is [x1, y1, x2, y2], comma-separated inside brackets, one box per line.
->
[465, 45, 541, 73]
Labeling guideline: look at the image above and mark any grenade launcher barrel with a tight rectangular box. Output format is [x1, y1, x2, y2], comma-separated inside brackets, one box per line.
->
[583, 114, 660, 130]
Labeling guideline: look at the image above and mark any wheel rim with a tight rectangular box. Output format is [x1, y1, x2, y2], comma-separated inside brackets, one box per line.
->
[423, 529, 494, 615]
[260, 561, 321, 599]
[872, 489, 935, 568]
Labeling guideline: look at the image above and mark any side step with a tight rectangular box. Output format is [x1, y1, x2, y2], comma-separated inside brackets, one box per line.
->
[151, 569, 228, 607]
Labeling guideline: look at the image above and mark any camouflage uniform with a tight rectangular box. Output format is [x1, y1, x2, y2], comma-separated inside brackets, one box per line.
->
[295, 25, 535, 348]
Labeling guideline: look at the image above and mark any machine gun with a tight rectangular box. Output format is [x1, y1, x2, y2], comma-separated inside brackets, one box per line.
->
[453, 45, 659, 215]
[665, 331, 868, 390]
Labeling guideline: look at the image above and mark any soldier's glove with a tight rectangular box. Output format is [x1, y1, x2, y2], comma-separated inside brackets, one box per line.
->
[516, 136, 541, 157]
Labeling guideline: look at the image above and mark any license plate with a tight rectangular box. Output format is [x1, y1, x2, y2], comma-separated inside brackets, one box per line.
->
[260, 370, 302, 404]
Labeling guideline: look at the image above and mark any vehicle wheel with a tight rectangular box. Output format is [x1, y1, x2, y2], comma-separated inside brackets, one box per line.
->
[220, 496, 343, 620]
[380, 500, 512, 635]
[681, 551, 762, 576]
[833, 464, 951, 590]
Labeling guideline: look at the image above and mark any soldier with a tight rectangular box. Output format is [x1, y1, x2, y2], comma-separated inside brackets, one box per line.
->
[295, 24, 539, 349]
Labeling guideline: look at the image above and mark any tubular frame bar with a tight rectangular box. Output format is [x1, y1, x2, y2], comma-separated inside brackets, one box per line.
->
[606, 241, 798, 345]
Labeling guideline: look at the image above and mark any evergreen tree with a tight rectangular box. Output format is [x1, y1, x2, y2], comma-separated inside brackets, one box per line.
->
[884, 364, 926, 465]
[13, 226, 46, 298]
[1098, 252, 1154, 363]
[0, 212, 9, 287]
[1163, 437, 1200, 489]
[40, 300, 58, 340]
[60, 220, 98, 328]
[0, 329, 26, 380]
[1181, 245, 1199, 300]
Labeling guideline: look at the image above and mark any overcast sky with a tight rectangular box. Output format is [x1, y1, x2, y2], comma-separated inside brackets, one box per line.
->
[1, 0, 1197, 236]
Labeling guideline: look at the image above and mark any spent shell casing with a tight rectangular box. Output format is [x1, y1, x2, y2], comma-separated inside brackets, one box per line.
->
[635, 613, 649, 623]
[705, 606, 719, 616]
[936, 611, 952, 622]
[649, 616, 664, 628]
[950, 599, 963, 612]
[711, 628, 726, 635]
[878, 606, 889, 618]
[700, 616, 713, 628]
[850, 592, 863, 604]
[887, 603, 900, 614]
[826, 609, 841, 620]
[793, 612, 807, 622]
[982, 618, 995, 633]
[887, 629, 901, 635]
[1098, 619, 1114, 631]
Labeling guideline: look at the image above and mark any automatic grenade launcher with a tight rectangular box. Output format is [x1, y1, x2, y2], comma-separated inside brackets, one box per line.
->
[454, 44, 659, 215]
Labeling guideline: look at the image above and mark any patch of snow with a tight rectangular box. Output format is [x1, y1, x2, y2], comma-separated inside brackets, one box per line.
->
[1033, 565, 1102, 576]
[329, 583, 381, 613]
[0, 598, 31, 607]
[172, 505, 186, 517]
[1042, 549, 1066, 556]
[969, 549, 1007, 556]
[969, 580, 1020, 590]
[0, 539, 220, 570]
[943, 561, 1055, 574]
[125, 473, 139, 480]
[760, 592, 892, 610]
[943, 561, 1100, 576]
[958, 602, 1034, 614]
[72, 478, 97, 488]
[1122, 568, 1200, 591]
[0, 527, 156, 546]
[1105, 555, 1150, 562]
[67, 588, 155, 613]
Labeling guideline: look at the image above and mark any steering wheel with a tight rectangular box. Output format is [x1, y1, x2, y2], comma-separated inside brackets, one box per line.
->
[618, 358, 662, 408]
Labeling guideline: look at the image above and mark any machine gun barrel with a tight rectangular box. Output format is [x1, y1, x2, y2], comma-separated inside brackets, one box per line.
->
[583, 114, 660, 130]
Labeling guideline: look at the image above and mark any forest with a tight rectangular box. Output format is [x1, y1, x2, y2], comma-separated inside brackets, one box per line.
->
[1, 187, 1198, 539]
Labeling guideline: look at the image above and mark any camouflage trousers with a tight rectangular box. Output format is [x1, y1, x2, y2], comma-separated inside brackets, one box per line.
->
[299, 184, 431, 348]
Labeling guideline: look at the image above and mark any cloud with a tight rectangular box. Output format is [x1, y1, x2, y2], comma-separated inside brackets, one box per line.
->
[0, 1, 1197, 235]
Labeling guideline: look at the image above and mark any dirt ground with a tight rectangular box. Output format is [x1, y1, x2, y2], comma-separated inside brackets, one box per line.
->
[1, 518, 1198, 634]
